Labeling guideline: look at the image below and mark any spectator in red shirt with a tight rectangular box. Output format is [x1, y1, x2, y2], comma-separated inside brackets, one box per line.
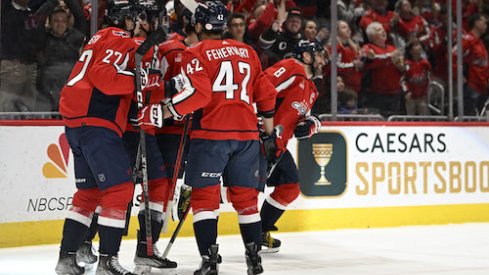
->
[336, 20, 363, 94]
[359, 0, 396, 35]
[403, 40, 432, 115]
[455, 13, 489, 116]
[392, 0, 430, 45]
[362, 21, 405, 116]
[427, 5, 450, 85]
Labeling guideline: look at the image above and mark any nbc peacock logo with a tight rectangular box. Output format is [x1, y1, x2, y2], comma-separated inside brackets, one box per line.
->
[42, 134, 70, 178]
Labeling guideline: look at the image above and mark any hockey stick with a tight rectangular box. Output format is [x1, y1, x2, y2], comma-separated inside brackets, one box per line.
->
[161, 115, 191, 233]
[135, 28, 167, 256]
[162, 204, 191, 258]
[122, 155, 143, 236]
[124, 1, 169, 237]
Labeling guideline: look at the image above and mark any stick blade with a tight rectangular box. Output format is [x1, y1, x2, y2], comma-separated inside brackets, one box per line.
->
[180, 0, 199, 14]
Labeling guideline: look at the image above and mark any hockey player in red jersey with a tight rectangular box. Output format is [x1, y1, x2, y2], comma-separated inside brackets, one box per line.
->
[153, 4, 201, 234]
[72, 7, 178, 272]
[55, 1, 159, 274]
[153, 5, 191, 211]
[124, 5, 178, 273]
[136, 1, 279, 274]
[259, 40, 325, 253]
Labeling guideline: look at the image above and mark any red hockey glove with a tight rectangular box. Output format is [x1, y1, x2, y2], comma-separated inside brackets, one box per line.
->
[134, 104, 164, 133]
[294, 115, 321, 140]
[141, 68, 162, 92]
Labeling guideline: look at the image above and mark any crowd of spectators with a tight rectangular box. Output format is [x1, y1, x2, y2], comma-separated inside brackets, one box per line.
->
[1, 0, 489, 118]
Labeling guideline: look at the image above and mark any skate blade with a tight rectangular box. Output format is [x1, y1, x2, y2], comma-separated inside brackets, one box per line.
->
[134, 264, 152, 275]
[259, 247, 280, 253]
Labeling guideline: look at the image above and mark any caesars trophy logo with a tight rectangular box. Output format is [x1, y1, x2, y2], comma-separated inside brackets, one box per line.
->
[298, 132, 347, 196]
[312, 143, 333, 185]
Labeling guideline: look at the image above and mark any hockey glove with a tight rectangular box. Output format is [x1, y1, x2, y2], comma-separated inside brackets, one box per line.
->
[294, 115, 321, 140]
[260, 125, 286, 168]
[164, 73, 186, 98]
[171, 74, 186, 93]
[140, 68, 162, 92]
[134, 104, 164, 133]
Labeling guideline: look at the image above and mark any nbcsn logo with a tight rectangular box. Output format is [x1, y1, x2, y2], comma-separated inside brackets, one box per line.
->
[42, 134, 70, 178]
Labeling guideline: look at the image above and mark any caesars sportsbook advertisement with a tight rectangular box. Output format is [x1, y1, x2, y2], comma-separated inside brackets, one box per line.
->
[297, 126, 489, 208]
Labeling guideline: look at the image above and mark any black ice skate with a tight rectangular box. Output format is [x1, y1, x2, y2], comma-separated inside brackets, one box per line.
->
[96, 254, 135, 275]
[245, 242, 263, 275]
[133, 242, 177, 274]
[194, 244, 219, 275]
[133, 231, 177, 274]
[261, 231, 281, 253]
[76, 240, 98, 269]
[55, 251, 85, 275]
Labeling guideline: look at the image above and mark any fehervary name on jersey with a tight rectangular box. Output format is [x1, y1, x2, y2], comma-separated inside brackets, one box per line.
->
[205, 46, 250, 61]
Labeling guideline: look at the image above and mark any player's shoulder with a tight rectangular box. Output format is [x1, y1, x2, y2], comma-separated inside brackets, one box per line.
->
[100, 27, 132, 39]
[223, 38, 254, 50]
[159, 39, 187, 53]
[168, 32, 186, 41]
[267, 58, 305, 77]
[185, 40, 204, 53]
[89, 27, 135, 49]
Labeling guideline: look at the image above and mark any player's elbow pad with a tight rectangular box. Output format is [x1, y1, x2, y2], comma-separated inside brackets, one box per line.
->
[257, 109, 275, 118]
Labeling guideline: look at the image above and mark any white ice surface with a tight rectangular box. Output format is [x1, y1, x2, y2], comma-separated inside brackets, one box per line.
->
[1, 223, 489, 275]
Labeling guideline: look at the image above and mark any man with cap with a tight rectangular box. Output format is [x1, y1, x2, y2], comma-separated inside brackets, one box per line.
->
[259, 3, 303, 67]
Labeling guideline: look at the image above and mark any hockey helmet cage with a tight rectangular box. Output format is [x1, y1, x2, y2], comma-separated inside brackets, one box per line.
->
[105, 0, 140, 27]
[191, 1, 228, 32]
[137, 0, 163, 22]
[293, 40, 323, 63]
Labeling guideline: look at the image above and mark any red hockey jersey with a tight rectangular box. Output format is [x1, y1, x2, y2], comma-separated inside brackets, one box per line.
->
[125, 36, 161, 133]
[159, 39, 186, 81]
[169, 39, 276, 141]
[155, 38, 187, 135]
[404, 59, 431, 98]
[264, 58, 319, 146]
[59, 27, 138, 136]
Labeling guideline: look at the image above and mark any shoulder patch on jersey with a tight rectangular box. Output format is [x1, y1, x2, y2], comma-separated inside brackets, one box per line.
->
[175, 52, 183, 62]
[112, 30, 130, 38]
